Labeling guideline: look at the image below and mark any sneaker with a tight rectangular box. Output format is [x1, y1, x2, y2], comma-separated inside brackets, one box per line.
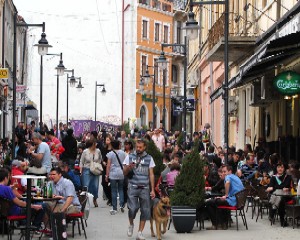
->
[127, 224, 134, 237]
[136, 231, 145, 240]
[110, 209, 118, 215]
[120, 207, 125, 213]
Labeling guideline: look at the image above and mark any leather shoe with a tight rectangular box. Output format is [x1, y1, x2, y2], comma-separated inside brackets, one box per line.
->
[93, 198, 98, 207]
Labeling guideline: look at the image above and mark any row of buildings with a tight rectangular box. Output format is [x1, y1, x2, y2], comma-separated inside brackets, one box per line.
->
[0, 0, 37, 139]
[123, 0, 300, 162]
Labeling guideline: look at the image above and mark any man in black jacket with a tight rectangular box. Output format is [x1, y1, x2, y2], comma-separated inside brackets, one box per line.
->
[61, 129, 77, 169]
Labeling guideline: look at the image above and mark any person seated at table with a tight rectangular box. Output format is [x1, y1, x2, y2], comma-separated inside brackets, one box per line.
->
[205, 167, 225, 194]
[259, 171, 270, 186]
[27, 132, 52, 174]
[11, 160, 28, 195]
[205, 165, 244, 230]
[47, 167, 81, 214]
[0, 168, 44, 229]
[58, 162, 82, 192]
[166, 162, 180, 187]
[266, 162, 292, 227]
[237, 153, 258, 182]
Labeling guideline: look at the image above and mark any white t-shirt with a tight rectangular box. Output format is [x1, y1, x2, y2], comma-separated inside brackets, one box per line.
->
[123, 154, 155, 168]
[151, 134, 165, 152]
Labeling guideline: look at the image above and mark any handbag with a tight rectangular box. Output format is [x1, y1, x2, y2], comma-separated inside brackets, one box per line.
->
[90, 153, 103, 176]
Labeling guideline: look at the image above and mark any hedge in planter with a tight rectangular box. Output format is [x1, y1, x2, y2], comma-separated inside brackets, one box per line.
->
[171, 142, 205, 207]
[170, 142, 205, 233]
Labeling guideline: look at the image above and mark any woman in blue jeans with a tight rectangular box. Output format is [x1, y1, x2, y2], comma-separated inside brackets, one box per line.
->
[79, 139, 102, 207]
[105, 140, 126, 214]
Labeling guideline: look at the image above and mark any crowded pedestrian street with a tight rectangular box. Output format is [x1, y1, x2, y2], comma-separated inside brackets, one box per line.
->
[1, 0, 300, 240]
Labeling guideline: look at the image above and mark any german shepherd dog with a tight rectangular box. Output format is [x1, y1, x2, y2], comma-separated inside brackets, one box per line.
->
[150, 196, 171, 240]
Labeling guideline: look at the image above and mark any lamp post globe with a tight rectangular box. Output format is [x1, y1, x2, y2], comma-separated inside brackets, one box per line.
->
[34, 32, 52, 56]
[56, 61, 65, 76]
[139, 78, 145, 91]
[76, 78, 84, 92]
[144, 69, 151, 84]
[101, 87, 106, 95]
[69, 75, 77, 87]
[157, 52, 168, 70]
[184, 10, 199, 40]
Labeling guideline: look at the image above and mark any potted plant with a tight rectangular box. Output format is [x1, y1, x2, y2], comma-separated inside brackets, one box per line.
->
[170, 142, 205, 233]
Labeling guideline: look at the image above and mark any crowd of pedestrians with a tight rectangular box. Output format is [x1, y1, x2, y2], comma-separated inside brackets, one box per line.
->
[0, 120, 300, 238]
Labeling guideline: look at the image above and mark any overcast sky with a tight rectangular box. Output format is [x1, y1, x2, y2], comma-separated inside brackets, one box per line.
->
[14, 0, 123, 125]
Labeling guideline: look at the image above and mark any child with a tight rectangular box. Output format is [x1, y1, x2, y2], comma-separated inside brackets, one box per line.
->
[166, 163, 181, 187]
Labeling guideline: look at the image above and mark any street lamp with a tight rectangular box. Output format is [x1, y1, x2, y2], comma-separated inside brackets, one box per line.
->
[185, 0, 229, 162]
[64, 70, 82, 124]
[140, 64, 158, 129]
[95, 82, 106, 131]
[76, 78, 84, 92]
[46, 53, 65, 137]
[55, 53, 66, 76]
[12, 14, 51, 240]
[12, 17, 52, 161]
[158, 36, 188, 146]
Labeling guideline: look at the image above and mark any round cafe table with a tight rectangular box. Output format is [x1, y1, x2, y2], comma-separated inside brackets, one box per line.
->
[13, 175, 46, 240]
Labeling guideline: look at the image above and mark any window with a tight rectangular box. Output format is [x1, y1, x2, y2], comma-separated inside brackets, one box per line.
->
[141, 55, 147, 76]
[172, 65, 178, 84]
[142, 20, 148, 38]
[140, 106, 146, 126]
[155, 23, 160, 42]
[163, 25, 169, 43]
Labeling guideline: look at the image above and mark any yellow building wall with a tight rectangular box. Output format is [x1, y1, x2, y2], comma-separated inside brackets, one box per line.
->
[135, 2, 173, 129]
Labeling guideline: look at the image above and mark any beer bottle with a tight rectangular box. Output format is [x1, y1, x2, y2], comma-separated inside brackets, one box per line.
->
[47, 182, 53, 198]
[37, 179, 41, 188]
[43, 182, 48, 198]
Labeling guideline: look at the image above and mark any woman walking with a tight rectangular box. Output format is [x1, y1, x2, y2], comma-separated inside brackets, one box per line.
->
[80, 139, 102, 207]
[100, 136, 113, 205]
[105, 140, 126, 214]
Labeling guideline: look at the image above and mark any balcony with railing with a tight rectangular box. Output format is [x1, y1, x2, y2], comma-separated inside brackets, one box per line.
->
[139, 0, 172, 12]
[173, 0, 187, 11]
[206, 13, 258, 62]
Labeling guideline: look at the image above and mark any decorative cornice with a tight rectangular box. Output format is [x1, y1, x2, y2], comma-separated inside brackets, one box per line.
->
[138, 3, 174, 17]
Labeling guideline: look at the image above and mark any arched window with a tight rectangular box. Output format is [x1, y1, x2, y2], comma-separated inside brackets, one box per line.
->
[172, 65, 178, 84]
[140, 106, 146, 126]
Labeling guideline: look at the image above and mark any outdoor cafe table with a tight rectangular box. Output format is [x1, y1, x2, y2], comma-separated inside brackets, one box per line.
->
[13, 175, 46, 240]
[205, 191, 223, 199]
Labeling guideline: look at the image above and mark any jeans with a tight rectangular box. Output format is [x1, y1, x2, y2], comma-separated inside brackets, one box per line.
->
[110, 179, 124, 210]
[81, 168, 100, 199]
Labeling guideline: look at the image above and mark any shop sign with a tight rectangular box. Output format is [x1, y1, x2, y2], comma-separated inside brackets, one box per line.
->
[142, 94, 158, 102]
[186, 99, 195, 111]
[0, 68, 8, 79]
[16, 85, 27, 93]
[273, 71, 300, 95]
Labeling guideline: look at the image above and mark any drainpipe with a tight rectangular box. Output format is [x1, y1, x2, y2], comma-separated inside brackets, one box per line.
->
[122, 1, 130, 126]
[2, 1, 5, 139]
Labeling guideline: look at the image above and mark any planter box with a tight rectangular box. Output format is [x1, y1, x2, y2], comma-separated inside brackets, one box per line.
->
[171, 206, 196, 233]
